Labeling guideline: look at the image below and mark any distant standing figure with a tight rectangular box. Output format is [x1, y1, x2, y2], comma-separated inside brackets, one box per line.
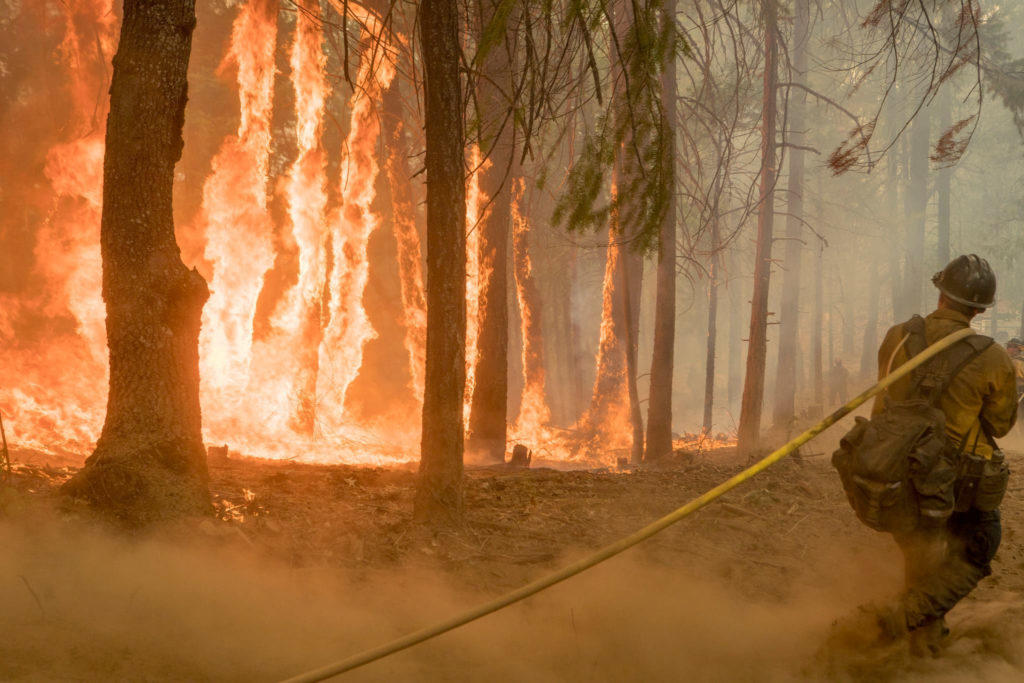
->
[828, 359, 849, 405]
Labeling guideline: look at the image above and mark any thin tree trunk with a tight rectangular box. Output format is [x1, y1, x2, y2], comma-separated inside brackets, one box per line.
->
[728, 275, 743, 414]
[415, 0, 466, 524]
[887, 148, 902, 322]
[904, 108, 929, 315]
[702, 216, 721, 435]
[771, 0, 808, 429]
[860, 259, 880, 376]
[62, 0, 211, 525]
[644, 0, 677, 461]
[813, 243, 823, 405]
[936, 88, 951, 268]
[622, 243, 644, 463]
[737, 0, 778, 455]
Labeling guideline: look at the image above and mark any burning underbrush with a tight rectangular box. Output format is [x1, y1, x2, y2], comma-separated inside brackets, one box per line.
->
[4, 451, 1024, 680]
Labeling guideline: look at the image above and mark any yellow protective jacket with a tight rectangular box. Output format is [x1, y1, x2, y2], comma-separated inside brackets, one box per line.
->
[873, 308, 1018, 459]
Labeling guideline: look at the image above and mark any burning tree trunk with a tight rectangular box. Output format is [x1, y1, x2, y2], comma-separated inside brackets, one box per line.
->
[771, 0, 808, 430]
[737, 0, 778, 455]
[644, 0, 677, 462]
[415, 0, 466, 523]
[62, 0, 211, 524]
[511, 178, 551, 434]
[467, 0, 515, 463]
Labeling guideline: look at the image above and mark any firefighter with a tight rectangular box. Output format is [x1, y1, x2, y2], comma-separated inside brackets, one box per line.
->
[872, 254, 1018, 655]
[828, 359, 850, 405]
[1007, 337, 1024, 432]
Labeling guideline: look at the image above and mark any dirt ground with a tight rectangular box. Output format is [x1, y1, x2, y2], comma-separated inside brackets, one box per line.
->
[3, 435, 1024, 681]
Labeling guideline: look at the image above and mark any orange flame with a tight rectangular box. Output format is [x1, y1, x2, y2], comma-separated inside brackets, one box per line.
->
[0, 0, 116, 454]
[316, 32, 397, 431]
[264, 1, 331, 434]
[197, 0, 279, 436]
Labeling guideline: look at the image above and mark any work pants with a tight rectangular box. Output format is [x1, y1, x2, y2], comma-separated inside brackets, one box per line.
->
[894, 508, 1001, 629]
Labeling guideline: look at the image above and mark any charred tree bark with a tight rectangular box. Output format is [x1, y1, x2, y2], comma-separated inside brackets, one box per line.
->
[415, 0, 466, 524]
[771, 0, 808, 430]
[466, 0, 514, 463]
[643, 1, 677, 460]
[737, 0, 778, 455]
[61, 0, 211, 526]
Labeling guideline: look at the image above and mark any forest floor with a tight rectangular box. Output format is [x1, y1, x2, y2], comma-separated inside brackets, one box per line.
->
[4, 435, 1024, 681]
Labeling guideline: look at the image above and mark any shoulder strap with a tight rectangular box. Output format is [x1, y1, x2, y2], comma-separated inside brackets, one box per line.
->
[903, 315, 928, 359]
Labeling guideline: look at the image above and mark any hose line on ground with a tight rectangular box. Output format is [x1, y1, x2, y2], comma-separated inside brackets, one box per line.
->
[280, 327, 976, 683]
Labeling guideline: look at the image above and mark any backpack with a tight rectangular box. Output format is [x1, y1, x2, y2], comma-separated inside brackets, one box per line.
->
[831, 316, 994, 533]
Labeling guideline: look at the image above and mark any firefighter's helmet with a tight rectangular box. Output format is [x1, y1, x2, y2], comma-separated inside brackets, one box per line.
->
[931, 254, 996, 310]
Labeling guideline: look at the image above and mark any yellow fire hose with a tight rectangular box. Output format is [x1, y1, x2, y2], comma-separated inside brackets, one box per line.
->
[280, 327, 975, 683]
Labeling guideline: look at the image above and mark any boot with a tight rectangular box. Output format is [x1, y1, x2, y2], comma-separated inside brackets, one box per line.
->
[909, 617, 949, 658]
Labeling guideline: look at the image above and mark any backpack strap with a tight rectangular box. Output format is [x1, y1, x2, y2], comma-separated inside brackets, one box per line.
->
[911, 333, 993, 408]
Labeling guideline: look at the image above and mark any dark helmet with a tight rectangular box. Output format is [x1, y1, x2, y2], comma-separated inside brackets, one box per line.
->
[1009, 337, 1024, 348]
[931, 254, 996, 309]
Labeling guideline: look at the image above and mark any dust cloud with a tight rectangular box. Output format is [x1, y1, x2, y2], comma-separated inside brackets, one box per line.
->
[2, 500, 1020, 683]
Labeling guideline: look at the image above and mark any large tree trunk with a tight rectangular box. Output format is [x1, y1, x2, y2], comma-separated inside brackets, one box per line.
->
[771, 0, 808, 430]
[737, 0, 778, 455]
[62, 0, 211, 526]
[904, 108, 930, 315]
[466, 0, 514, 463]
[643, 0, 677, 461]
[414, 0, 466, 524]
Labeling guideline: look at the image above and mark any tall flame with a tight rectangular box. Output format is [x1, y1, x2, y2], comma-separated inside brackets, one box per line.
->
[316, 30, 397, 430]
[198, 0, 279, 433]
[267, 0, 331, 434]
[0, 0, 116, 453]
